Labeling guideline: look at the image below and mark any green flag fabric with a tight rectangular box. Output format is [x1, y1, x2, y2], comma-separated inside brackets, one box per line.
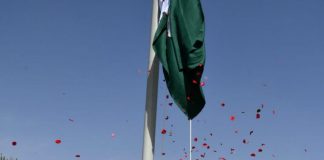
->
[153, 0, 206, 120]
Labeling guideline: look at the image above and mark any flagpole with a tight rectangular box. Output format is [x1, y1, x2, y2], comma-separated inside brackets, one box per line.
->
[189, 120, 192, 160]
[142, 0, 159, 160]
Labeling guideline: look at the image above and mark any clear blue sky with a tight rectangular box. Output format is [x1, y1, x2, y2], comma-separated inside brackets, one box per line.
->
[0, 0, 323, 159]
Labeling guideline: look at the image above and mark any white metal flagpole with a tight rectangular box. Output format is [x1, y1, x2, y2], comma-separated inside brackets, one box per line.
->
[142, 0, 159, 160]
[190, 120, 192, 160]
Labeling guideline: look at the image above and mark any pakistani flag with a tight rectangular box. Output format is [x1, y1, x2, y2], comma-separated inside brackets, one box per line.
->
[153, 0, 206, 119]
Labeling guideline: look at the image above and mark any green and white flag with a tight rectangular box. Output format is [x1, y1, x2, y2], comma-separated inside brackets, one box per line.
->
[153, 0, 206, 119]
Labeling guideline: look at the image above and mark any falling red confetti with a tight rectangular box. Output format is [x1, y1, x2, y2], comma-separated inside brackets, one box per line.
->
[192, 80, 198, 84]
[202, 143, 208, 147]
[200, 153, 206, 158]
[166, 95, 169, 99]
[219, 157, 226, 160]
[161, 129, 167, 134]
[187, 96, 191, 101]
[11, 141, 17, 146]
[230, 115, 235, 121]
[256, 113, 261, 119]
[250, 130, 254, 135]
[168, 103, 173, 106]
[194, 137, 198, 142]
[198, 64, 203, 67]
[162, 152, 166, 156]
[250, 153, 256, 157]
[258, 148, 263, 152]
[243, 139, 248, 144]
[164, 116, 169, 120]
[220, 102, 225, 107]
[200, 82, 205, 87]
[75, 154, 80, 158]
[55, 139, 62, 144]
[230, 148, 235, 154]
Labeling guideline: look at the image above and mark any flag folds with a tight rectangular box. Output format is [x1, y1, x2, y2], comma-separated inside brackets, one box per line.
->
[153, 0, 206, 119]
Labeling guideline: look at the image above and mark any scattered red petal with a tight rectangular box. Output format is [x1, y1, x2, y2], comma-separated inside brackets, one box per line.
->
[243, 139, 248, 144]
[200, 82, 205, 87]
[168, 103, 173, 106]
[198, 64, 203, 67]
[75, 154, 80, 158]
[256, 113, 261, 119]
[55, 139, 62, 144]
[187, 96, 191, 101]
[219, 157, 226, 160]
[202, 143, 208, 147]
[250, 130, 254, 135]
[194, 137, 198, 142]
[11, 141, 17, 146]
[161, 129, 167, 134]
[258, 148, 263, 152]
[230, 148, 235, 154]
[220, 102, 225, 107]
[230, 115, 235, 121]
[250, 153, 256, 157]
[192, 80, 198, 84]
[200, 153, 206, 158]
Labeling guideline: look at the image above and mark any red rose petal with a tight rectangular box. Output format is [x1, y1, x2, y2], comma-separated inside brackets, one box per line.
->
[230, 115, 235, 121]
[256, 113, 261, 119]
[161, 129, 167, 134]
[11, 141, 17, 146]
[55, 139, 62, 144]
[250, 153, 256, 157]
